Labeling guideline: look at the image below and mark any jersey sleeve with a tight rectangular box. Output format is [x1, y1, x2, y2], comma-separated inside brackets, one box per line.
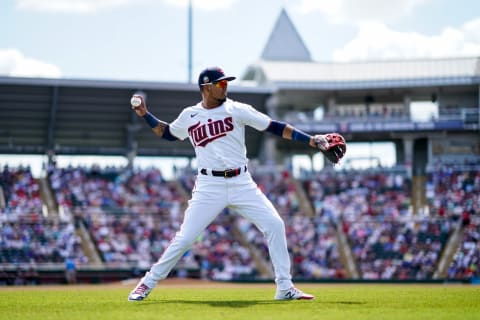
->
[168, 109, 190, 140]
[235, 103, 271, 131]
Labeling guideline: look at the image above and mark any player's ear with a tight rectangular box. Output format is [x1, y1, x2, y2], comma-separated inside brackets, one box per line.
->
[201, 85, 211, 94]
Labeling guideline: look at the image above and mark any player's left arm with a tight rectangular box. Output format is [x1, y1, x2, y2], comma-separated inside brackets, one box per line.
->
[265, 120, 316, 147]
[239, 104, 315, 147]
[265, 120, 347, 164]
[239, 104, 346, 164]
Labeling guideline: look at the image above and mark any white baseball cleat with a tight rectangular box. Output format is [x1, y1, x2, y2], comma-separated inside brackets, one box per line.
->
[128, 283, 152, 301]
[274, 287, 315, 300]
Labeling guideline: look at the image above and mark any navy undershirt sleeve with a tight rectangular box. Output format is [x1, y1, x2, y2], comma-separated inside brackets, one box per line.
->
[161, 125, 178, 141]
[265, 120, 286, 136]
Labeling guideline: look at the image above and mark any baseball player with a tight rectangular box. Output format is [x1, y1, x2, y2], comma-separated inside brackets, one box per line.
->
[128, 67, 346, 301]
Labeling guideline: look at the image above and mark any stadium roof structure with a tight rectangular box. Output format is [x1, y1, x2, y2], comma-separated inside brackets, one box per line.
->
[0, 77, 271, 158]
[261, 8, 312, 62]
[242, 9, 480, 90]
[242, 56, 480, 90]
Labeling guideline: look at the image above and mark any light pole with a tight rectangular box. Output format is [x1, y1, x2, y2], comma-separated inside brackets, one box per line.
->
[188, 0, 193, 83]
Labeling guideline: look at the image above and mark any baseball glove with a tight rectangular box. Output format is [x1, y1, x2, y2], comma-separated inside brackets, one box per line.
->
[314, 133, 347, 164]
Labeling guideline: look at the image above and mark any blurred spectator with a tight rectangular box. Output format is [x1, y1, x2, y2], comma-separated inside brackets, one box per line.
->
[13, 267, 25, 285]
[64, 256, 77, 284]
[24, 264, 40, 285]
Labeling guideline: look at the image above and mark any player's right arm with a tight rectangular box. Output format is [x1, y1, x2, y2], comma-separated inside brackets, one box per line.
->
[130, 95, 177, 141]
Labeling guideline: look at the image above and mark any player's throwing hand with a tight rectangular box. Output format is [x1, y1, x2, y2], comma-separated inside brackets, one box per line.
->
[130, 95, 147, 116]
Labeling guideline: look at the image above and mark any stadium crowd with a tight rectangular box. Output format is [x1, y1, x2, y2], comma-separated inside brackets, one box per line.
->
[448, 216, 480, 280]
[304, 168, 457, 280]
[48, 165, 257, 280]
[1, 162, 479, 284]
[0, 166, 87, 285]
[0, 220, 86, 265]
[0, 165, 43, 220]
[237, 170, 346, 279]
[49, 166, 185, 267]
[426, 162, 480, 280]
[426, 162, 479, 222]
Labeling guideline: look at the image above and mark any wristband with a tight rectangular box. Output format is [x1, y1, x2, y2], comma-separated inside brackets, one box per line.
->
[143, 112, 160, 128]
[291, 128, 311, 143]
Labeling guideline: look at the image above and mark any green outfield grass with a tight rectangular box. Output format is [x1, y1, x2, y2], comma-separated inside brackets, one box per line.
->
[0, 283, 479, 320]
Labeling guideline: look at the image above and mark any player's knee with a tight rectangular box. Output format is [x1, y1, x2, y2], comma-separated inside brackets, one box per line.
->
[268, 216, 286, 234]
[170, 233, 195, 250]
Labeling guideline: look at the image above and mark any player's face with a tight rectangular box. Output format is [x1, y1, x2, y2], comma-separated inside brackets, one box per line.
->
[207, 80, 228, 100]
[211, 80, 228, 97]
[201, 79, 230, 108]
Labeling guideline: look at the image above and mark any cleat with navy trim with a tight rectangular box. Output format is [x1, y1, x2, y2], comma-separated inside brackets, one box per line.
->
[128, 283, 152, 301]
[274, 287, 315, 300]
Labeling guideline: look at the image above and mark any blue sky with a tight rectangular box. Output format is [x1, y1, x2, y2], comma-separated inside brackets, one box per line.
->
[1, 0, 480, 83]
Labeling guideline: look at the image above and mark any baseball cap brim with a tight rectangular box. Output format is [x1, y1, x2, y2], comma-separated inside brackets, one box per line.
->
[214, 76, 236, 82]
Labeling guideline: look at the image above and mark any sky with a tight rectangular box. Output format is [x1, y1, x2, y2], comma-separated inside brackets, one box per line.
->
[1, 0, 480, 82]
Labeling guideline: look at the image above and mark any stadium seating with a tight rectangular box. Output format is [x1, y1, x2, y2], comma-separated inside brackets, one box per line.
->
[1, 163, 478, 284]
[47, 165, 257, 280]
[303, 168, 460, 280]
[447, 216, 480, 279]
[0, 220, 86, 265]
[0, 165, 43, 220]
[236, 170, 346, 279]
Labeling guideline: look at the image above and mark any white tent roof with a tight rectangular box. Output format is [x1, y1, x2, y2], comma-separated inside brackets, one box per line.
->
[242, 57, 480, 89]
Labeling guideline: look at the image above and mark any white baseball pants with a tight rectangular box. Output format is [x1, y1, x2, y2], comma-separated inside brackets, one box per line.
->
[141, 171, 294, 290]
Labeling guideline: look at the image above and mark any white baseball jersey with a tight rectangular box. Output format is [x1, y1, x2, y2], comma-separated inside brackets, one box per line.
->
[168, 98, 271, 170]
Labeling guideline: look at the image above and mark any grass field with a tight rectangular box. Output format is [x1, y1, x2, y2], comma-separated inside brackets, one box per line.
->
[0, 279, 479, 320]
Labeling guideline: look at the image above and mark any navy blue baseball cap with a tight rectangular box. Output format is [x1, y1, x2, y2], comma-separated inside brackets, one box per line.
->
[198, 67, 236, 88]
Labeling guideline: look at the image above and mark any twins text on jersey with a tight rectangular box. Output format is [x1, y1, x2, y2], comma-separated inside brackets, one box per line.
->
[187, 117, 234, 147]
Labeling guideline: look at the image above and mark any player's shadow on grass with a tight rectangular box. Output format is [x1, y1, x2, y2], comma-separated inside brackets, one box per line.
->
[325, 300, 366, 305]
[138, 299, 366, 308]
[140, 299, 282, 308]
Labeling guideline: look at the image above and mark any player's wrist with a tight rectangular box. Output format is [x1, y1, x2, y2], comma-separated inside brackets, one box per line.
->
[291, 128, 311, 144]
[143, 112, 160, 128]
[135, 109, 147, 117]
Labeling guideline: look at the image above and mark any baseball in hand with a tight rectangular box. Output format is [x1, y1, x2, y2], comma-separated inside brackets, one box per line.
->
[130, 96, 142, 108]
